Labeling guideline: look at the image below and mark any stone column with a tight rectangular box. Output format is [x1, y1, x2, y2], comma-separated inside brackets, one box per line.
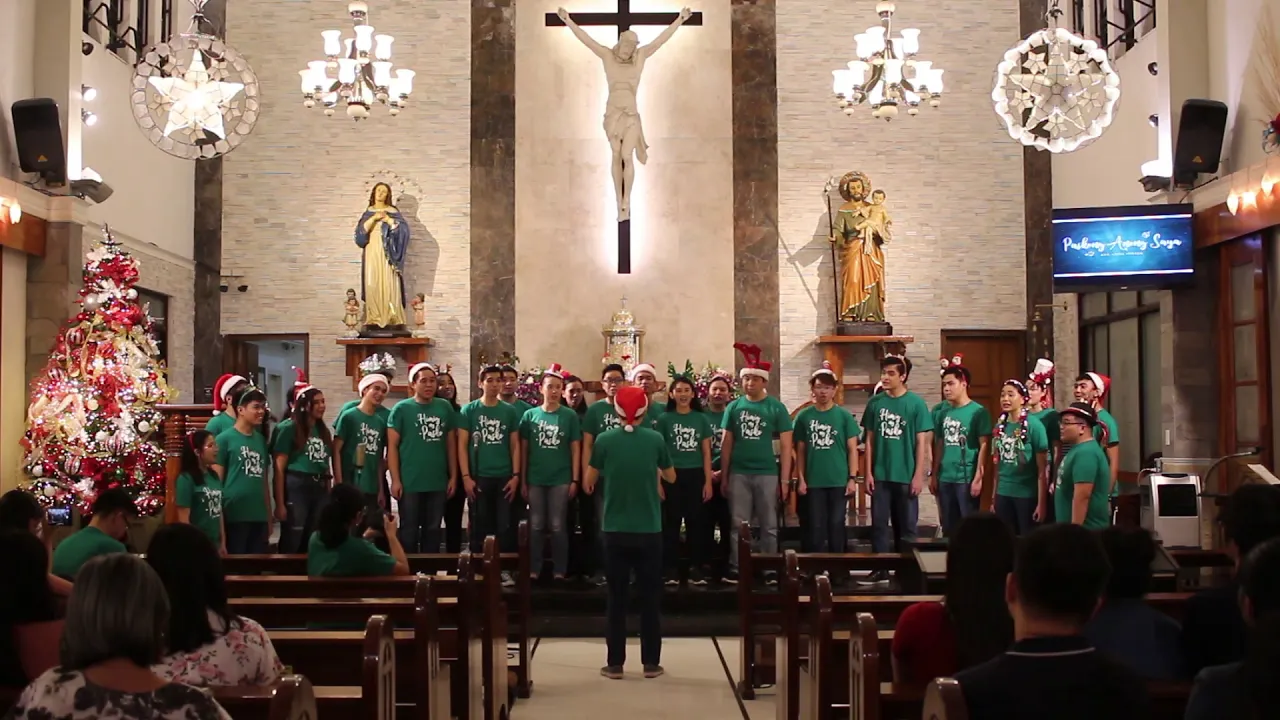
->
[192, 0, 227, 402]
[1020, 0, 1053, 368]
[1162, 258, 1218, 460]
[26, 222, 85, 383]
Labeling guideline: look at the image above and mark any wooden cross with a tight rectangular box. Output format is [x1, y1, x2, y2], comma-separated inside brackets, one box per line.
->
[546, 1, 703, 274]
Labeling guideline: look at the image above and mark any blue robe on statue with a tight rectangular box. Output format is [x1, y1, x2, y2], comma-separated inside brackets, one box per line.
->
[354, 208, 411, 316]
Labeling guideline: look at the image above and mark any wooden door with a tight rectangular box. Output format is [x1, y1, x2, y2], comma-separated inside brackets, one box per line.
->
[222, 336, 260, 390]
[1218, 236, 1272, 491]
[940, 331, 1027, 510]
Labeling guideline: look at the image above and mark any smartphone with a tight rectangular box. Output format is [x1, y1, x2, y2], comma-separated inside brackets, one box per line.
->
[47, 507, 72, 527]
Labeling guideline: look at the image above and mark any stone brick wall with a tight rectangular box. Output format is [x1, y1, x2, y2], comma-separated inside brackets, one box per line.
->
[775, 0, 1027, 412]
[221, 0, 473, 404]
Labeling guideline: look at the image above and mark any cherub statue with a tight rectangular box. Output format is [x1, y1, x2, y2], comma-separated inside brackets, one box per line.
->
[410, 293, 428, 338]
[342, 288, 361, 337]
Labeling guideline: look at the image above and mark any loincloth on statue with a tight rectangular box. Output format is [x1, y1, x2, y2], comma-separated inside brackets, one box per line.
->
[603, 106, 649, 165]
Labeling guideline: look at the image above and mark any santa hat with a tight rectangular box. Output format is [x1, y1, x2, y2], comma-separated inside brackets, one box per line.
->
[613, 386, 649, 432]
[409, 362, 435, 382]
[734, 342, 772, 380]
[1029, 358, 1055, 386]
[358, 373, 390, 394]
[1085, 371, 1111, 400]
[811, 361, 838, 381]
[291, 368, 317, 404]
[628, 363, 657, 382]
[213, 373, 246, 411]
[939, 353, 965, 377]
[544, 363, 566, 380]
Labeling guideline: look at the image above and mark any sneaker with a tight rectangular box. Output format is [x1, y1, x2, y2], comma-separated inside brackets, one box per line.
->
[689, 568, 707, 586]
[643, 664, 665, 678]
[501, 571, 516, 588]
[763, 570, 779, 586]
[722, 569, 739, 584]
[664, 573, 680, 586]
[857, 570, 891, 586]
[600, 665, 624, 680]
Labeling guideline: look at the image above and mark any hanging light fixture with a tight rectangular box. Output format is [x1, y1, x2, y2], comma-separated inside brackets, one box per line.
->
[992, 0, 1120, 153]
[300, 1, 415, 119]
[831, 1, 944, 121]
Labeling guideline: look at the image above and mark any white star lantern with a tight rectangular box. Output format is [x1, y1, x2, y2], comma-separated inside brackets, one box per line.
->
[147, 50, 244, 139]
[992, 27, 1121, 153]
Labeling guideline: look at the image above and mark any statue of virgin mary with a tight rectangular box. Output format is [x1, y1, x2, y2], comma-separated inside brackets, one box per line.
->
[353, 182, 411, 329]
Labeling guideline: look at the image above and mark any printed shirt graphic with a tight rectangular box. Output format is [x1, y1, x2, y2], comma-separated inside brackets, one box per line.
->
[520, 405, 582, 486]
[933, 401, 993, 485]
[584, 399, 625, 437]
[994, 415, 1049, 499]
[590, 427, 673, 533]
[722, 395, 793, 474]
[1054, 439, 1113, 529]
[334, 406, 388, 494]
[794, 405, 859, 488]
[176, 470, 224, 545]
[216, 427, 269, 522]
[658, 410, 713, 470]
[860, 391, 933, 483]
[460, 400, 521, 477]
[703, 408, 727, 469]
[271, 419, 331, 476]
[389, 397, 456, 492]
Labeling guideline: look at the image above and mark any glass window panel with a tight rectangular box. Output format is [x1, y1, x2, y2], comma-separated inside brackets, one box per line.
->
[1112, 292, 1139, 311]
[1232, 263, 1257, 322]
[1109, 317, 1141, 473]
[1140, 290, 1162, 306]
[1237, 385, 1261, 444]
[1234, 324, 1258, 382]
[1082, 292, 1109, 318]
[135, 288, 169, 365]
[1141, 312, 1163, 463]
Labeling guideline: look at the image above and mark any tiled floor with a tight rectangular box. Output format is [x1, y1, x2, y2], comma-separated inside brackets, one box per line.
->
[519, 637, 775, 719]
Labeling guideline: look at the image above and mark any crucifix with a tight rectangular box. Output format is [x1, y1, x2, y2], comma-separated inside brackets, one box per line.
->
[547, 1, 703, 274]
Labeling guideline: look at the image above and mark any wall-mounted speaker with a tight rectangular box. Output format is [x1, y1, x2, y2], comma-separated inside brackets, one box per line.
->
[11, 98, 67, 186]
[1173, 99, 1228, 188]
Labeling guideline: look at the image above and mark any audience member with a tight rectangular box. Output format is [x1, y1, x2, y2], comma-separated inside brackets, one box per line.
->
[1085, 526, 1183, 680]
[0, 489, 73, 596]
[955, 523, 1149, 719]
[307, 483, 409, 576]
[50, 488, 135, 580]
[892, 512, 1014, 682]
[147, 523, 283, 686]
[1180, 483, 1280, 675]
[1185, 537, 1280, 720]
[5, 553, 231, 719]
[0, 531, 63, 687]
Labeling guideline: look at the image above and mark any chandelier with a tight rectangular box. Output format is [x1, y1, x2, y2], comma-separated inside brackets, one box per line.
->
[299, 1, 415, 120]
[992, 1, 1120, 153]
[831, 1, 944, 121]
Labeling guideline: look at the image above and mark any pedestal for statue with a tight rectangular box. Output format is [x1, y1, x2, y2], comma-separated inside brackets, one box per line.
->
[815, 334, 914, 404]
[336, 337, 431, 394]
[837, 321, 894, 337]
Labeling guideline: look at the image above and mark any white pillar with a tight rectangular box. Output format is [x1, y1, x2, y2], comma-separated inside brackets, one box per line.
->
[32, 0, 83, 183]
[1155, 0, 1210, 173]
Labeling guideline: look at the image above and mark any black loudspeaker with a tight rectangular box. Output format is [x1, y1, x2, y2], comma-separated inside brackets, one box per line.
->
[1173, 99, 1228, 187]
[10, 98, 66, 186]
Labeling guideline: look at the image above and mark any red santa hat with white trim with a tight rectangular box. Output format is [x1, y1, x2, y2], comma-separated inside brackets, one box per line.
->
[544, 363, 566, 379]
[811, 361, 837, 382]
[358, 373, 390, 394]
[212, 373, 247, 411]
[613, 386, 649, 432]
[1085, 371, 1111, 401]
[291, 368, 317, 404]
[628, 362, 657, 382]
[734, 342, 772, 381]
[408, 362, 436, 383]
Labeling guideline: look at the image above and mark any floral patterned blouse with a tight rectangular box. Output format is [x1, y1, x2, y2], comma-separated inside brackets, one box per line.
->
[152, 611, 284, 687]
[4, 668, 231, 720]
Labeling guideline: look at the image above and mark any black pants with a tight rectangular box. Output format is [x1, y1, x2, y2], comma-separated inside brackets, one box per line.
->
[806, 486, 849, 553]
[444, 487, 466, 553]
[508, 490, 528, 557]
[570, 489, 598, 576]
[604, 532, 663, 667]
[663, 468, 708, 574]
[703, 480, 732, 575]
[470, 476, 515, 553]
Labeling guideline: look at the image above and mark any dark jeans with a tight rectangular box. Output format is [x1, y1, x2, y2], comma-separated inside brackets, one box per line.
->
[663, 468, 709, 575]
[444, 487, 466, 553]
[284, 472, 328, 553]
[870, 481, 919, 553]
[571, 487, 599, 576]
[702, 480, 732, 575]
[937, 482, 979, 537]
[996, 494, 1038, 536]
[591, 479, 608, 576]
[508, 490, 528, 557]
[470, 476, 515, 553]
[399, 490, 448, 553]
[225, 521, 270, 554]
[807, 486, 849, 553]
[604, 532, 663, 667]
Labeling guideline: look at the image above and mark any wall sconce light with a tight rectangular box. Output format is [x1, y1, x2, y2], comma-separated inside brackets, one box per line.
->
[1264, 175, 1276, 195]
[1148, 114, 1159, 128]
[81, 84, 97, 102]
[1242, 190, 1258, 209]
[0, 198, 20, 223]
[1227, 192, 1240, 215]
[81, 109, 97, 126]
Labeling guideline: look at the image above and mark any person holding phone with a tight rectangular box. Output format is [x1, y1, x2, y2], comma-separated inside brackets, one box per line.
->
[0, 490, 74, 596]
[51, 488, 136, 580]
[308, 484, 409, 577]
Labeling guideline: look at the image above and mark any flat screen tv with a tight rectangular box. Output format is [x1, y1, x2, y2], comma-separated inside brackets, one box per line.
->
[1052, 204, 1195, 292]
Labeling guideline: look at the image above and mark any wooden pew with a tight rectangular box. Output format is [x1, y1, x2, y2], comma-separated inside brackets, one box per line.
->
[922, 679, 967, 720]
[737, 523, 924, 698]
[209, 675, 318, 720]
[222, 520, 534, 699]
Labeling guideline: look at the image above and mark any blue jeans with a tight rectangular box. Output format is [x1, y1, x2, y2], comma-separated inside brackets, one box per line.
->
[604, 532, 663, 667]
[284, 473, 329, 553]
[937, 482, 979, 537]
[470, 476, 514, 553]
[870, 481, 919, 553]
[225, 522, 269, 554]
[528, 484, 571, 577]
[806, 486, 849, 553]
[399, 490, 448, 553]
[996, 494, 1038, 536]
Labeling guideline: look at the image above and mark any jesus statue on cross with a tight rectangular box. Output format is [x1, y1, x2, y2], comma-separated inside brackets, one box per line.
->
[557, 6, 693, 221]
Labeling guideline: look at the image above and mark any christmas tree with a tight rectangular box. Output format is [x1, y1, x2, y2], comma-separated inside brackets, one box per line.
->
[21, 225, 173, 515]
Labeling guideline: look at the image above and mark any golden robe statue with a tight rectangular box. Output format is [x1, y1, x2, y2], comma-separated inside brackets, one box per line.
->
[354, 182, 410, 329]
[830, 171, 892, 323]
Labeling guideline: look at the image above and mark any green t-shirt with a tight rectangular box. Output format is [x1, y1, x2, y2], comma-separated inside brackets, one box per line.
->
[1055, 439, 1112, 529]
[590, 427, 672, 533]
[703, 408, 727, 470]
[642, 404, 665, 430]
[306, 532, 397, 577]
[584, 399, 625, 438]
[206, 412, 266, 439]
[1094, 408, 1121, 448]
[334, 405, 388, 494]
[861, 391, 933, 483]
[389, 397, 456, 492]
[722, 395, 793, 474]
[506, 398, 533, 417]
[271, 419, 333, 476]
[1032, 408, 1061, 448]
[51, 526, 127, 579]
[933, 401, 993, 485]
[657, 409, 713, 470]
[459, 400, 521, 478]
[794, 404, 859, 488]
[216, 427, 270, 523]
[994, 414, 1049, 499]
[176, 470, 224, 545]
[520, 405, 582, 486]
